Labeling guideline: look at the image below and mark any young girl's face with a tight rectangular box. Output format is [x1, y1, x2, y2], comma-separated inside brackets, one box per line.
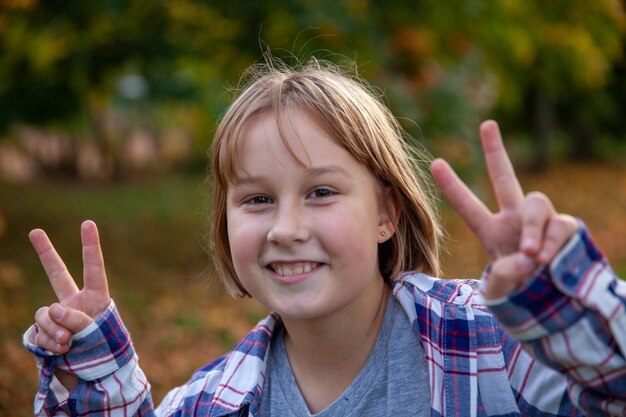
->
[226, 110, 392, 321]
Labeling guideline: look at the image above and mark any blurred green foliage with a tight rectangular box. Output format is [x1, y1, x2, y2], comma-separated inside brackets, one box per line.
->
[0, 0, 625, 178]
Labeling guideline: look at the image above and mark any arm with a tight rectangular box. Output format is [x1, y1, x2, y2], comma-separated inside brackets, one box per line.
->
[488, 226, 626, 415]
[25, 221, 157, 416]
[24, 300, 157, 416]
[431, 120, 626, 414]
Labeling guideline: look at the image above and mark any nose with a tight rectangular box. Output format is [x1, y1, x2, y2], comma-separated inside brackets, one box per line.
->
[267, 201, 310, 246]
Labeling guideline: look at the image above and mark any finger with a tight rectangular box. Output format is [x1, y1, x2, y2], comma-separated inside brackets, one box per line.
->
[480, 120, 524, 210]
[484, 252, 538, 300]
[34, 328, 70, 354]
[35, 306, 72, 346]
[34, 307, 70, 354]
[520, 192, 555, 256]
[29, 229, 79, 302]
[81, 220, 109, 295]
[431, 158, 491, 234]
[537, 215, 579, 264]
[48, 303, 94, 333]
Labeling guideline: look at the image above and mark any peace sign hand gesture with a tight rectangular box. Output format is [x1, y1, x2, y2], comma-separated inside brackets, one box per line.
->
[29, 220, 111, 355]
[430, 120, 578, 300]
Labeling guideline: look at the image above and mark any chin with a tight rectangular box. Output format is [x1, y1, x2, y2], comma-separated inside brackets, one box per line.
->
[271, 299, 333, 322]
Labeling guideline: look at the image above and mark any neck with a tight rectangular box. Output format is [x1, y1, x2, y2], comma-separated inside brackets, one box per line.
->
[281, 280, 391, 413]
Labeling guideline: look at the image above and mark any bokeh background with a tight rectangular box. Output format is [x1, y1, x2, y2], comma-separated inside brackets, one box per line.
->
[2, 0, 626, 414]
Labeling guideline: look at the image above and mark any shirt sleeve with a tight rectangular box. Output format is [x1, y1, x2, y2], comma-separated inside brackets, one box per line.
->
[22, 300, 157, 417]
[485, 224, 626, 416]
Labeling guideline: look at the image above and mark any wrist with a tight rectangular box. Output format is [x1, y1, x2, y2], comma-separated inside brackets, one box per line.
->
[55, 368, 78, 391]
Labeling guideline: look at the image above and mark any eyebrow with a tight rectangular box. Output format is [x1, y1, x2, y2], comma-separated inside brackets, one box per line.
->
[233, 165, 352, 186]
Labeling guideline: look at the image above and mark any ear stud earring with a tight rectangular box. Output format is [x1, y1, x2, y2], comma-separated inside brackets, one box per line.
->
[380, 231, 387, 237]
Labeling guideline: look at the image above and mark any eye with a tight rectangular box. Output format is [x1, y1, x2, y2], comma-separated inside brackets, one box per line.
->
[308, 188, 336, 199]
[243, 195, 273, 205]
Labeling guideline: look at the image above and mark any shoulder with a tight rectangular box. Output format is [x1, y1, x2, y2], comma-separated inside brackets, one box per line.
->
[191, 312, 276, 378]
[392, 271, 496, 336]
[191, 311, 277, 382]
[392, 272, 513, 368]
[394, 271, 487, 308]
[158, 312, 279, 415]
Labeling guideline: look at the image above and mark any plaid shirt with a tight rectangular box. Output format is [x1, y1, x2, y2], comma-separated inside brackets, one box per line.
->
[24, 226, 626, 416]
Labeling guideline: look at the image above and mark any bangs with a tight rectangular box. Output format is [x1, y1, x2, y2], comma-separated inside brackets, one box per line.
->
[215, 76, 341, 187]
[216, 106, 316, 188]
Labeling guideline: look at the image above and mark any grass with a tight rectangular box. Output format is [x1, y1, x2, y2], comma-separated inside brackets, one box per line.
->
[2, 162, 626, 414]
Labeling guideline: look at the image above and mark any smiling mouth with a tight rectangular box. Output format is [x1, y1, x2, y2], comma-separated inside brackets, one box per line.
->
[269, 262, 321, 277]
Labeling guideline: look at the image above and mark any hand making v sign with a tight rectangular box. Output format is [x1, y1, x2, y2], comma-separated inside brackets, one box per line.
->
[29, 220, 110, 355]
[430, 120, 579, 300]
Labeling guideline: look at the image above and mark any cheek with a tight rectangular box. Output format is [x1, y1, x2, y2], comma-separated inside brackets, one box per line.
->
[227, 212, 267, 273]
[319, 206, 380, 266]
[226, 212, 250, 270]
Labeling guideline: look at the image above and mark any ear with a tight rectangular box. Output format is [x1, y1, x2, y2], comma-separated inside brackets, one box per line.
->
[377, 186, 400, 243]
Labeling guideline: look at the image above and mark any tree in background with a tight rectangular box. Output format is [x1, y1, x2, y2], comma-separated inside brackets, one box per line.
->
[0, 0, 624, 179]
[467, 0, 625, 168]
[0, 0, 244, 178]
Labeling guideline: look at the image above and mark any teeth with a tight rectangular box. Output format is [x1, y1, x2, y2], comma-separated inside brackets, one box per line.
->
[271, 262, 318, 276]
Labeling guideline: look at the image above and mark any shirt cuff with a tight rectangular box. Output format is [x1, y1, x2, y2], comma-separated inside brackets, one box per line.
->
[23, 299, 136, 381]
[484, 223, 609, 341]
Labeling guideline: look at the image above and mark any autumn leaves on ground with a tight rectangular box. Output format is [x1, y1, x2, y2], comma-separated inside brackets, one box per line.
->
[2, 162, 626, 415]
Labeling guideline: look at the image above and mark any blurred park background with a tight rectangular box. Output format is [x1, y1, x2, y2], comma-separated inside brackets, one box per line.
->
[2, 0, 626, 414]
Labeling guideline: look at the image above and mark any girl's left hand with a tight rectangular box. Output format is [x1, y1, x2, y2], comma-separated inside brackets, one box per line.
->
[430, 120, 578, 300]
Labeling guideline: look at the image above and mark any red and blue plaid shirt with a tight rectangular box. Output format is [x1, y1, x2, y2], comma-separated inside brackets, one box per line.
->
[24, 226, 626, 416]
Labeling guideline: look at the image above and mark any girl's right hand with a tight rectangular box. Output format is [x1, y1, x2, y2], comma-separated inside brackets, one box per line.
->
[30, 220, 111, 355]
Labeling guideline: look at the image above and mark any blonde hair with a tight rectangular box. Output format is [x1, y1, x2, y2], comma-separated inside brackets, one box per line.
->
[210, 59, 442, 297]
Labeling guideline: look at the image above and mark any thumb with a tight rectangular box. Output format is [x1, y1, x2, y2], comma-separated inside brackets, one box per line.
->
[484, 252, 538, 300]
[49, 303, 94, 333]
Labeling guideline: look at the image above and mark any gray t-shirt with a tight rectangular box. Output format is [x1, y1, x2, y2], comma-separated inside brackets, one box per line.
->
[259, 295, 430, 416]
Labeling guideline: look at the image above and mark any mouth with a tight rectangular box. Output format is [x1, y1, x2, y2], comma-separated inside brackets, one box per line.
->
[268, 261, 321, 277]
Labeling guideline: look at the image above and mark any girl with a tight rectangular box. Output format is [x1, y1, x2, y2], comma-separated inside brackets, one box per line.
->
[24, 60, 626, 416]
